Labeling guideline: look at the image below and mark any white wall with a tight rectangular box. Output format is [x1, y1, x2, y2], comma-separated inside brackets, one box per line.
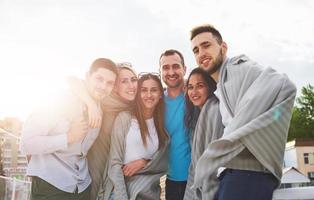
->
[284, 148, 298, 168]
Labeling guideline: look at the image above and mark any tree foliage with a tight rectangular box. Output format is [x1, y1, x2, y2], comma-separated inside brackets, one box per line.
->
[288, 84, 314, 141]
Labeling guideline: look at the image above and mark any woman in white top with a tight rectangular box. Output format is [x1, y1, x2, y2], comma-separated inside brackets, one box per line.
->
[98, 73, 169, 200]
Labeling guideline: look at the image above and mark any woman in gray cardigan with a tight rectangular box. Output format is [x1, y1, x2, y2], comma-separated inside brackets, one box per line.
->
[183, 68, 223, 200]
[98, 73, 169, 200]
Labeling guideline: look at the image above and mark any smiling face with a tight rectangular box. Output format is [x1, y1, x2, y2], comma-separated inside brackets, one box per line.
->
[86, 67, 116, 101]
[115, 68, 138, 101]
[140, 78, 162, 112]
[187, 73, 209, 108]
[160, 53, 186, 89]
[191, 32, 227, 76]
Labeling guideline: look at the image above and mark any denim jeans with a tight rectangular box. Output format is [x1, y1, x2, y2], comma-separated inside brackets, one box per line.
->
[214, 169, 277, 200]
[165, 178, 187, 200]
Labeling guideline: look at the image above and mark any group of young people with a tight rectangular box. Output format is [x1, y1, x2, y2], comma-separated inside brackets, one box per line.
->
[20, 24, 297, 200]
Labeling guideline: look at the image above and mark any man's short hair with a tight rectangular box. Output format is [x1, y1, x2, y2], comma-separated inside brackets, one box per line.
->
[190, 24, 223, 44]
[89, 58, 118, 75]
[159, 49, 185, 66]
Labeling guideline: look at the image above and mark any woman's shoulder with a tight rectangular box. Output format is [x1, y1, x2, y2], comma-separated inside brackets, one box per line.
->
[112, 111, 133, 138]
[203, 96, 219, 109]
[198, 97, 220, 120]
[115, 111, 132, 121]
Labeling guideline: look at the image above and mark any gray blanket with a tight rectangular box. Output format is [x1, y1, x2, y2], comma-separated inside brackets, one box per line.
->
[193, 55, 296, 199]
[183, 97, 224, 200]
[97, 111, 169, 200]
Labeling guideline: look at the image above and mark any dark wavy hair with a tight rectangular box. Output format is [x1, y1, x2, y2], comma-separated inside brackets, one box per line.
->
[184, 68, 217, 131]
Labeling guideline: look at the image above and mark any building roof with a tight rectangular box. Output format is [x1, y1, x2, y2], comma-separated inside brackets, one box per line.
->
[281, 167, 310, 184]
[286, 138, 314, 148]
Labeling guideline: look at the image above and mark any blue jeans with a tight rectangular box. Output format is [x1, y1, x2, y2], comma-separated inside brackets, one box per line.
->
[214, 169, 277, 200]
[165, 178, 187, 200]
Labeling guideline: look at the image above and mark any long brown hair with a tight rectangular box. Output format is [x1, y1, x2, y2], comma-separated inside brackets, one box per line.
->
[132, 73, 168, 150]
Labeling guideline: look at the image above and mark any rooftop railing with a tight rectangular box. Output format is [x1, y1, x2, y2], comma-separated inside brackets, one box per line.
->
[0, 175, 31, 200]
[273, 186, 314, 200]
[1, 175, 314, 200]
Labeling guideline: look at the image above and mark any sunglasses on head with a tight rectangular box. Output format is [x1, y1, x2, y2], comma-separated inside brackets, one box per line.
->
[117, 62, 133, 69]
[138, 72, 161, 79]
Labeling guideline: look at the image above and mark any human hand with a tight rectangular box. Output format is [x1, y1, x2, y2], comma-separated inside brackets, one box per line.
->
[67, 76, 102, 129]
[67, 117, 88, 144]
[122, 159, 149, 177]
[86, 101, 102, 129]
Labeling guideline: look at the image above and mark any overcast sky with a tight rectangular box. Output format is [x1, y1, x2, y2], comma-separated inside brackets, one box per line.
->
[0, 0, 313, 120]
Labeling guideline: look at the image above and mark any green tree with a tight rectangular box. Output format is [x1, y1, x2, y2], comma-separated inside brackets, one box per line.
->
[288, 84, 314, 141]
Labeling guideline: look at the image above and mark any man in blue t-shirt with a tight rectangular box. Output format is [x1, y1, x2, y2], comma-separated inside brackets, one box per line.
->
[159, 49, 191, 200]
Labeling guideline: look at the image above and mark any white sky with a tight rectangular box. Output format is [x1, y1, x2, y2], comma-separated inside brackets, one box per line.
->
[0, 0, 313, 120]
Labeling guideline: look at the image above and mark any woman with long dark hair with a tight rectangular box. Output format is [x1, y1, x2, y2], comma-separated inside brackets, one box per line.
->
[184, 68, 217, 131]
[183, 68, 223, 200]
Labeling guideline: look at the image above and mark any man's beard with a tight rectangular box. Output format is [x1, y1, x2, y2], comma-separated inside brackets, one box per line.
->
[164, 74, 182, 88]
[203, 49, 224, 76]
[166, 79, 182, 88]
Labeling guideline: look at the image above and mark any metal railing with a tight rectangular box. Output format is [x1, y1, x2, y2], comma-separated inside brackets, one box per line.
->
[273, 186, 314, 200]
[0, 175, 31, 200]
[1, 174, 314, 200]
